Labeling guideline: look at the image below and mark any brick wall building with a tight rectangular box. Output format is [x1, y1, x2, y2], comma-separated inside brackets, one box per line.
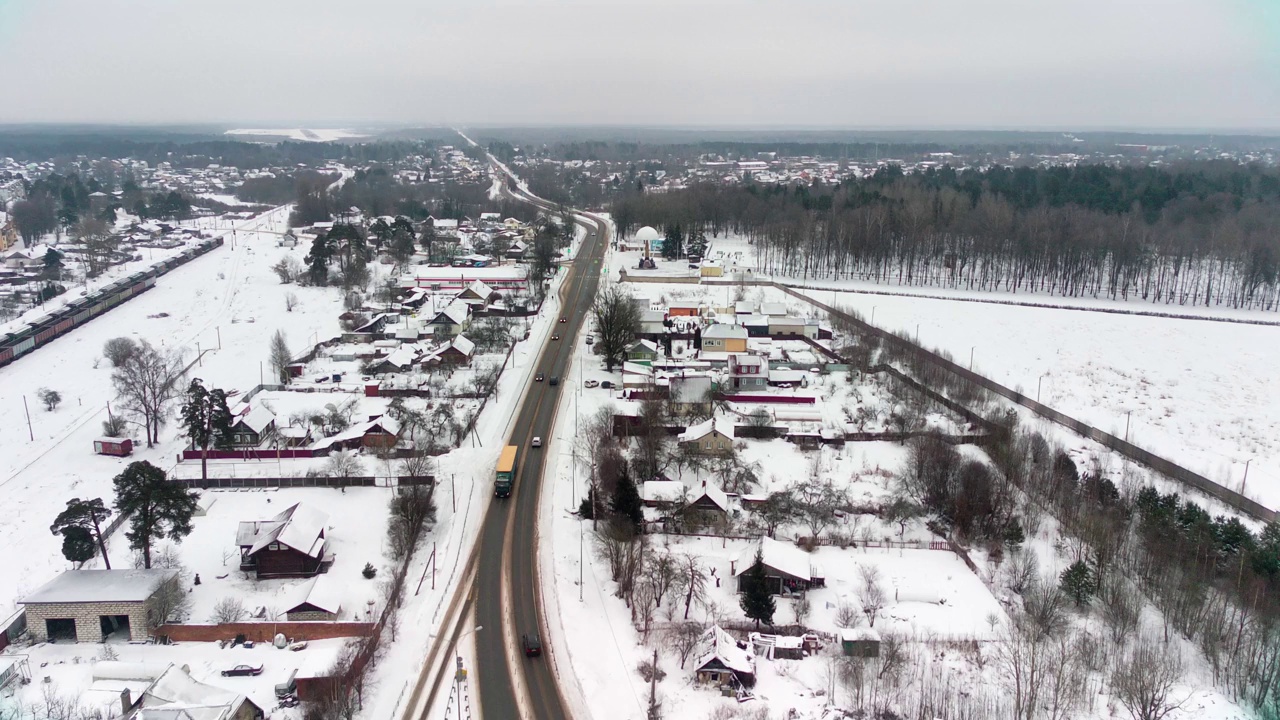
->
[21, 569, 179, 643]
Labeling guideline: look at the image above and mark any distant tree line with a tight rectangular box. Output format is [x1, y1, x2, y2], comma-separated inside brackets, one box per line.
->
[325, 165, 539, 224]
[611, 162, 1280, 310]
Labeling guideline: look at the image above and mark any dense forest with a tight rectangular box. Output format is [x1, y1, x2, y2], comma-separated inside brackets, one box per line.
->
[612, 162, 1280, 310]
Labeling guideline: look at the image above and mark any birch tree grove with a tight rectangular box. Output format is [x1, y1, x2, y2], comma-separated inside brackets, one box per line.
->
[611, 163, 1280, 311]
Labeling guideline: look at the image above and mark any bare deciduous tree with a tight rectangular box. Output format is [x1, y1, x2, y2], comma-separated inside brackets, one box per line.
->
[664, 621, 705, 668]
[325, 450, 364, 478]
[269, 329, 293, 384]
[856, 564, 886, 627]
[209, 596, 247, 624]
[111, 339, 184, 447]
[285, 291, 299, 312]
[1111, 635, 1186, 720]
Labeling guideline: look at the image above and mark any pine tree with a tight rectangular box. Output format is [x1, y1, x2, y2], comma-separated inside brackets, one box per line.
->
[739, 548, 776, 628]
[60, 527, 97, 564]
[1059, 559, 1097, 606]
[179, 379, 234, 484]
[610, 470, 644, 532]
[113, 461, 198, 569]
[661, 223, 683, 260]
[306, 235, 331, 285]
[50, 498, 113, 568]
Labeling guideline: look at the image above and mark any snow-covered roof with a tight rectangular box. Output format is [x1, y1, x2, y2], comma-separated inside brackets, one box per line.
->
[459, 279, 495, 299]
[760, 302, 788, 316]
[678, 415, 735, 443]
[449, 334, 476, 357]
[235, 405, 276, 434]
[840, 627, 881, 642]
[769, 368, 807, 384]
[694, 626, 754, 677]
[22, 569, 178, 605]
[285, 573, 343, 615]
[433, 300, 470, 326]
[703, 324, 748, 340]
[627, 339, 658, 353]
[138, 663, 257, 720]
[642, 480, 685, 504]
[239, 503, 329, 559]
[690, 481, 729, 512]
[728, 353, 764, 371]
[734, 537, 813, 581]
[670, 375, 712, 405]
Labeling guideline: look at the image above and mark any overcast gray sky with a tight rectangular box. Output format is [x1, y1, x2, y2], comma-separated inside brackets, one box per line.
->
[0, 0, 1277, 130]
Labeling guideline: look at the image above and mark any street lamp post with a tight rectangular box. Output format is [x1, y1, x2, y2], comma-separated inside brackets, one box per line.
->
[1037, 374, 1047, 404]
[969, 346, 974, 371]
[1124, 411, 1133, 443]
[454, 625, 483, 720]
[1242, 459, 1252, 496]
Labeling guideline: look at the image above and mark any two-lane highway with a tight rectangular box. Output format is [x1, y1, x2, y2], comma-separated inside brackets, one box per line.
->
[403, 139, 605, 720]
[475, 179, 607, 720]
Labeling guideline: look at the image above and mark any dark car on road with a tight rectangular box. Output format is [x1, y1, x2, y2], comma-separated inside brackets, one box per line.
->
[535, 373, 544, 382]
[559, 317, 567, 323]
[221, 664, 263, 677]
[522, 633, 542, 658]
[549, 376, 559, 386]
[551, 334, 560, 341]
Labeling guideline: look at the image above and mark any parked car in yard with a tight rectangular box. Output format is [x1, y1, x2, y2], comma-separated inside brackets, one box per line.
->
[600, 380, 613, 389]
[584, 380, 599, 388]
[221, 665, 263, 677]
[585, 336, 594, 345]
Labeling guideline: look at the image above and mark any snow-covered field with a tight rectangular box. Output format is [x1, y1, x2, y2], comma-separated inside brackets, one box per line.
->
[793, 287, 1280, 511]
[0, 206, 341, 619]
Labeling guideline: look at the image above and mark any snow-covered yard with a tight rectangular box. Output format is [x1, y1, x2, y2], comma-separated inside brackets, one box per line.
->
[97, 487, 391, 626]
[0, 205, 340, 618]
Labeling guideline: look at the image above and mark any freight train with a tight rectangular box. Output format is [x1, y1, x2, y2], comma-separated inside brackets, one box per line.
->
[0, 236, 225, 368]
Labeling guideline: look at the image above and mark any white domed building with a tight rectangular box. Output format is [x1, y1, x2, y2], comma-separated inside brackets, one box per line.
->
[634, 226, 660, 245]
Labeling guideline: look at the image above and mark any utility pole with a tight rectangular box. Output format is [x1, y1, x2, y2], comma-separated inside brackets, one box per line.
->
[23, 396, 33, 441]
[1124, 410, 1132, 443]
[1242, 459, 1252, 496]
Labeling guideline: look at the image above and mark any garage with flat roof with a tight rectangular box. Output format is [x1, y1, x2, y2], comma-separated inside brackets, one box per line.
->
[20, 569, 179, 643]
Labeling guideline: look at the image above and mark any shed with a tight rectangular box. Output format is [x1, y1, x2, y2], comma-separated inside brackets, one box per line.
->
[20, 569, 180, 643]
[94, 437, 133, 457]
[284, 574, 343, 621]
[841, 627, 881, 658]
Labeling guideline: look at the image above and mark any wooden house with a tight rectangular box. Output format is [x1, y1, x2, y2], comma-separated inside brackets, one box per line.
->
[678, 416, 735, 455]
[732, 537, 824, 595]
[693, 626, 755, 690]
[236, 503, 330, 579]
[229, 406, 276, 448]
[701, 324, 748, 353]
